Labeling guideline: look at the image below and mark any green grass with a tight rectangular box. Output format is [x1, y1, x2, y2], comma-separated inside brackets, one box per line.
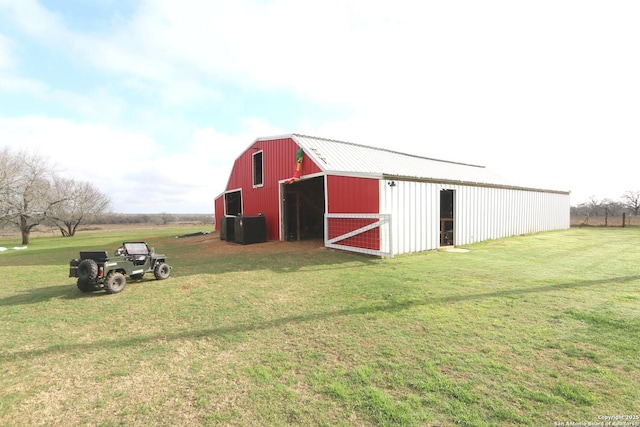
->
[1, 227, 639, 426]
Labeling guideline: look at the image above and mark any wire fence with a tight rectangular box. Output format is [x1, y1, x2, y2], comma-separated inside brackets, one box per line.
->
[570, 215, 640, 227]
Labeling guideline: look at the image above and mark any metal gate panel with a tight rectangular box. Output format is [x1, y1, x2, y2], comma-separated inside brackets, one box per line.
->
[325, 213, 392, 257]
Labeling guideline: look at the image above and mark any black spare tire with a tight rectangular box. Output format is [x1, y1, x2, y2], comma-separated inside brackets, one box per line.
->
[77, 259, 98, 281]
[77, 278, 92, 292]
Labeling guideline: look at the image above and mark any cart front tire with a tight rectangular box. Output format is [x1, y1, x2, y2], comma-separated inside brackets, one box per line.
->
[154, 263, 171, 280]
[104, 271, 126, 294]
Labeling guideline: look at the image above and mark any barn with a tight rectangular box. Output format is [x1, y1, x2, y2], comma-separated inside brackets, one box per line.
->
[214, 134, 570, 257]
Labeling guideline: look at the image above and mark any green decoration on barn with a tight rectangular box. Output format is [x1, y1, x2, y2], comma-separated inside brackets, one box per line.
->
[285, 148, 304, 184]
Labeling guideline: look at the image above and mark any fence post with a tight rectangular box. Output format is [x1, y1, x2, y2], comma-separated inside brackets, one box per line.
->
[622, 212, 626, 228]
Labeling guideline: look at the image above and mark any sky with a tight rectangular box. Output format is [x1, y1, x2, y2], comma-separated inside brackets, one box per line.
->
[0, 0, 638, 214]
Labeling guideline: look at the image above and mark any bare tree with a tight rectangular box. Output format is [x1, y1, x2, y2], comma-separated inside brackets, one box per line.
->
[0, 149, 66, 244]
[621, 190, 640, 216]
[583, 196, 605, 217]
[47, 177, 111, 237]
[603, 198, 623, 215]
[0, 147, 21, 221]
[575, 196, 605, 226]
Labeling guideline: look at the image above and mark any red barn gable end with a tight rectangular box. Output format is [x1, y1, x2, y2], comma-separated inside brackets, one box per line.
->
[215, 134, 570, 257]
[215, 137, 322, 241]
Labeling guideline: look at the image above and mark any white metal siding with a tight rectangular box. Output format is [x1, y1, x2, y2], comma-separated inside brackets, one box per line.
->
[381, 180, 570, 256]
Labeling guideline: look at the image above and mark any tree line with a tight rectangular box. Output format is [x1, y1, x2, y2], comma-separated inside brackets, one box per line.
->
[1, 147, 110, 244]
[84, 213, 214, 226]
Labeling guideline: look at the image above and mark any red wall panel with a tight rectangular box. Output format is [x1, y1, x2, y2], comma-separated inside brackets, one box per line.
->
[326, 175, 379, 214]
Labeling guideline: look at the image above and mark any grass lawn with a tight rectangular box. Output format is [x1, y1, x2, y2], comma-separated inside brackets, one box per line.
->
[0, 226, 639, 426]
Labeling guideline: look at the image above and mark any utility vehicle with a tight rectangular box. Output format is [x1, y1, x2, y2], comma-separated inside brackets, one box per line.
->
[69, 242, 171, 294]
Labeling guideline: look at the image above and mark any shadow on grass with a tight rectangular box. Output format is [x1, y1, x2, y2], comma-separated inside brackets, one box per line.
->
[0, 284, 111, 306]
[0, 279, 163, 306]
[2, 274, 639, 362]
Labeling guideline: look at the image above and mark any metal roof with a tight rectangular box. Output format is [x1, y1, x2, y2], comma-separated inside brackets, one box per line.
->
[289, 134, 511, 186]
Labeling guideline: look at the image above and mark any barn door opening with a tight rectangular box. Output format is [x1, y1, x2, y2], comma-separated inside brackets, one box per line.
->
[440, 189, 455, 246]
[282, 177, 325, 241]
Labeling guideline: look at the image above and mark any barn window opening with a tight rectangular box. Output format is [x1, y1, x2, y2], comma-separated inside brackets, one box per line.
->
[253, 151, 263, 187]
[224, 190, 242, 216]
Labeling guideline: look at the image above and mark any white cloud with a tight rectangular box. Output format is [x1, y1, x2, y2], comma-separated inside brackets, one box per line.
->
[0, 116, 241, 213]
[0, 73, 48, 93]
[82, 0, 638, 146]
[2, 1, 407, 106]
[0, 33, 14, 69]
[0, 115, 154, 176]
[0, 0, 69, 42]
[5, 1, 640, 116]
[1, 0, 639, 210]
[115, 0, 406, 103]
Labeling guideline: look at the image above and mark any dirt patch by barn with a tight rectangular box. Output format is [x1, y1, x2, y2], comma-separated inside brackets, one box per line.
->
[173, 231, 326, 256]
